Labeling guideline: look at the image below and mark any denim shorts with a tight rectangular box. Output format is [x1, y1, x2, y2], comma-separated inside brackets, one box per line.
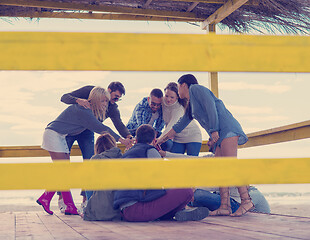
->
[41, 129, 69, 153]
[213, 131, 239, 151]
[224, 131, 239, 139]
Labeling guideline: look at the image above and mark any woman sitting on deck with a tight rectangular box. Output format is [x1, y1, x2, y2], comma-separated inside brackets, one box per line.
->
[83, 132, 123, 221]
[37, 87, 132, 216]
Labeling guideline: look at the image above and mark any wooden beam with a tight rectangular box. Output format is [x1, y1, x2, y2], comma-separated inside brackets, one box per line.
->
[207, 24, 219, 97]
[0, 32, 309, 72]
[0, 0, 199, 19]
[143, 0, 153, 8]
[0, 11, 203, 22]
[209, 72, 219, 97]
[0, 141, 207, 158]
[187, 2, 199, 12]
[0, 144, 126, 158]
[1, 157, 310, 190]
[171, 0, 259, 6]
[2, 121, 309, 158]
[240, 120, 310, 148]
[0, 142, 209, 158]
[202, 0, 248, 29]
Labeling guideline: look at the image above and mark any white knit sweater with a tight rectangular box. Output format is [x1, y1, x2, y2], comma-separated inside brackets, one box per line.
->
[162, 99, 202, 143]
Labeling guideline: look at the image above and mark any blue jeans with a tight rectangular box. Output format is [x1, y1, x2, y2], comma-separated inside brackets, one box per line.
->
[66, 129, 95, 197]
[191, 189, 240, 213]
[66, 129, 95, 160]
[160, 139, 173, 152]
[170, 142, 202, 156]
[85, 190, 94, 200]
[155, 131, 173, 152]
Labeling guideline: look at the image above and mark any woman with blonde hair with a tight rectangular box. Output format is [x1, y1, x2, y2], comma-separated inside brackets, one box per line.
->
[38, 87, 131, 215]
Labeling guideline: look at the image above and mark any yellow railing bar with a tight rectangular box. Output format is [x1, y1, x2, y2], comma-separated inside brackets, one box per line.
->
[0, 32, 309, 72]
[240, 120, 310, 148]
[0, 157, 309, 190]
[1, 120, 309, 158]
[0, 142, 209, 158]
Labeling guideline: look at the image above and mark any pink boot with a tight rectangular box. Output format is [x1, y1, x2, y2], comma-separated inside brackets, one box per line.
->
[61, 191, 79, 215]
[37, 191, 55, 215]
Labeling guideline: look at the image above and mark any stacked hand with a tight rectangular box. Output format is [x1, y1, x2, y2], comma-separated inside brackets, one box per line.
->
[120, 136, 135, 150]
[158, 150, 166, 157]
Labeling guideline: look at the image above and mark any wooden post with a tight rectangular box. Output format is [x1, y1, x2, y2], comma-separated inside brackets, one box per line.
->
[207, 24, 219, 98]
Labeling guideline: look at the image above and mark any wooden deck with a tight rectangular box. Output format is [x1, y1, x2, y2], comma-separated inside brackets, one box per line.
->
[1, 211, 310, 240]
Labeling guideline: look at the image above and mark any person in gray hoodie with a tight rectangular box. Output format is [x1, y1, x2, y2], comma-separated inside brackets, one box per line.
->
[83, 133, 123, 221]
[85, 132, 123, 201]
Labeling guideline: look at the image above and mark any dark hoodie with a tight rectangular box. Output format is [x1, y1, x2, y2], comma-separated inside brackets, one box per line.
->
[83, 147, 122, 221]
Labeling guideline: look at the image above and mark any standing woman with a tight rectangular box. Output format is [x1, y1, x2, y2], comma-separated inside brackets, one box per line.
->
[157, 74, 252, 217]
[38, 87, 131, 215]
[161, 82, 202, 156]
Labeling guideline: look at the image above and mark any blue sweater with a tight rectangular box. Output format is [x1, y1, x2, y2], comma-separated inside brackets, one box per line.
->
[173, 84, 248, 151]
[113, 143, 166, 210]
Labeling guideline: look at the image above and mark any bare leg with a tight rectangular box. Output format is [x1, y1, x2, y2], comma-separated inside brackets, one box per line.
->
[230, 186, 254, 217]
[209, 187, 231, 216]
[49, 151, 70, 161]
[219, 136, 238, 157]
[49, 151, 79, 215]
[209, 140, 236, 216]
[210, 136, 238, 216]
[37, 151, 70, 214]
[216, 137, 253, 217]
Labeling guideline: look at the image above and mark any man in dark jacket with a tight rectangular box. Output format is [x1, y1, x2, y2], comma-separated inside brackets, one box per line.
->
[114, 124, 209, 222]
[61, 82, 132, 160]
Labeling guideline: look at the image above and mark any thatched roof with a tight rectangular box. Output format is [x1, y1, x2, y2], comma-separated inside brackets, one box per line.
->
[0, 0, 309, 34]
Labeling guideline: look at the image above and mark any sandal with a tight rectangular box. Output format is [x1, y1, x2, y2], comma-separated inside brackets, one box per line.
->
[230, 199, 254, 217]
[209, 206, 232, 216]
[210, 187, 232, 216]
[230, 186, 254, 217]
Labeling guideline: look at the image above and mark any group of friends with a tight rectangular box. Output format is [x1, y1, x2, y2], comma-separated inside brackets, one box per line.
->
[37, 74, 270, 222]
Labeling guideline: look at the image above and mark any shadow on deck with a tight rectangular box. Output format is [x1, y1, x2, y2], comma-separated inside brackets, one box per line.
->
[1, 211, 310, 240]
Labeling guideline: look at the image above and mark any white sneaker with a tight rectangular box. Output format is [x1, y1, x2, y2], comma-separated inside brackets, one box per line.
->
[78, 201, 87, 214]
[58, 198, 67, 213]
[81, 201, 87, 209]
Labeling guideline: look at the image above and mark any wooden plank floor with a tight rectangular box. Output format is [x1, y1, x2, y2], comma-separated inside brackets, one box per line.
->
[1, 211, 310, 240]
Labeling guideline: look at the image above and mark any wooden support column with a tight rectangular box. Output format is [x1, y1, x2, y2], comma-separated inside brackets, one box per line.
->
[207, 24, 219, 97]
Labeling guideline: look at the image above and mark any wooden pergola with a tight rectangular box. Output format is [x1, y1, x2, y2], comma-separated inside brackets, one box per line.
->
[0, 0, 257, 29]
[0, 0, 309, 190]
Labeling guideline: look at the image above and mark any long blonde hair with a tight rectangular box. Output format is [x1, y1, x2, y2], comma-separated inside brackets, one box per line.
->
[88, 87, 110, 121]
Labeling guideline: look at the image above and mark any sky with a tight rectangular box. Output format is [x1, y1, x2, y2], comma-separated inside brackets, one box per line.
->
[0, 17, 309, 160]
